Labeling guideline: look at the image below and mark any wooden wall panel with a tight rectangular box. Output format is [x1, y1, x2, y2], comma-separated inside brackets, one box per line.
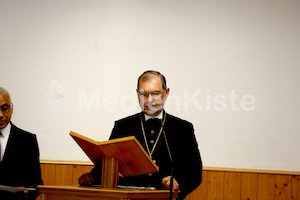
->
[224, 172, 241, 200]
[54, 164, 74, 185]
[207, 171, 224, 200]
[241, 172, 258, 200]
[292, 175, 300, 200]
[258, 174, 274, 200]
[40, 163, 56, 185]
[274, 175, 291, 200]
[38, 162, 300, 200]
[197, 170, 208, 200]
[72, 165, 94, 185]
[185, 170, 207, 200]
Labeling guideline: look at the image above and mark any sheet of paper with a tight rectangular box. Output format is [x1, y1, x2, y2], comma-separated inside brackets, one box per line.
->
[90, 184, 156, 190]
[0, 185, 36, 193]
[117, 185, 156, 190]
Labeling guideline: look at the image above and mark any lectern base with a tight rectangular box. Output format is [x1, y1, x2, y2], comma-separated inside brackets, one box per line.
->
[38, 185, 179, 200]
[101, 156, 118, 188]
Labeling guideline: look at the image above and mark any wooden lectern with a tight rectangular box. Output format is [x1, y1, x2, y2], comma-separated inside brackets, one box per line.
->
[70, 131, 159, 188]
[38, 132, 179, 200]
[38, 185, 179, 200]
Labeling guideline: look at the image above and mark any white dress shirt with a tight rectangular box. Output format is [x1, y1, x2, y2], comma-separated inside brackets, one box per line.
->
[144, 111, 163, 121]
[0, 122, 11, 161]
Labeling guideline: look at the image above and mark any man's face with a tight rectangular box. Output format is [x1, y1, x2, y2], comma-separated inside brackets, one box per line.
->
[0, 93, 13, 129]
[137, 75, 169, 117]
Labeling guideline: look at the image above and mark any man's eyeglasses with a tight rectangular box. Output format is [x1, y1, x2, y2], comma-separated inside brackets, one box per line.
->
[0, 104, 12, 114]
[137, 90, 165, 98]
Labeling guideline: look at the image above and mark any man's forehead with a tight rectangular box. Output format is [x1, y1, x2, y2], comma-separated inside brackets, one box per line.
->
[0, 93, 11, 105]
[139, 79, 163, 90]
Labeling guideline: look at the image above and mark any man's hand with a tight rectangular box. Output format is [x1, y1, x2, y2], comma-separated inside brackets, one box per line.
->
[162, 176, 180, 190]
[78, 173, 96, 185]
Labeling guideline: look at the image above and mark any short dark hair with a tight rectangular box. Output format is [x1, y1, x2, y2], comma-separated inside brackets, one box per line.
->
[137, 70, 167, 90]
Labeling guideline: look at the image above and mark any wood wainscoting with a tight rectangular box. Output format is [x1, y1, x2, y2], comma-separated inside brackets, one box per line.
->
[39, 160, 300, 200]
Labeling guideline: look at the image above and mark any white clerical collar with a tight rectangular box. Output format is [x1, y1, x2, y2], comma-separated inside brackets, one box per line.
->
[144, 111, 163, 121]
[0, 122, 11, 139]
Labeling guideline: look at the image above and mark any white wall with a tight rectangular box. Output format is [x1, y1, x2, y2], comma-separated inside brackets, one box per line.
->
[1, 0, 299, 171]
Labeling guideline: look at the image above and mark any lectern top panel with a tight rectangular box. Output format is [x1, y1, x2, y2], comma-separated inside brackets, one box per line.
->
[70, 131, 159, 177]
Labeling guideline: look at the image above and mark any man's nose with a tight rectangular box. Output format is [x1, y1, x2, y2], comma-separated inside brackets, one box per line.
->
[147, 94, 154, 102]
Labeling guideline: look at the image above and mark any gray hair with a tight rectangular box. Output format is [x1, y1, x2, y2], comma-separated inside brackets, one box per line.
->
[0, 87, 12, 102]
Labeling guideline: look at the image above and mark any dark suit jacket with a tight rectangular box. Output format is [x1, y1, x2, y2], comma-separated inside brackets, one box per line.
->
[0, 123, 43, 188]
[92, 111, 202, 198]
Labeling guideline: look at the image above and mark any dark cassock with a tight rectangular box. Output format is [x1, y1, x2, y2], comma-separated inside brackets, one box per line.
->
[90, 111, 202, 199]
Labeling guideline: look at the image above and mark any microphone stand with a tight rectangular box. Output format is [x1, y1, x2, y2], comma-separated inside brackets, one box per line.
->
[163, 129, 174, 200]
[170, 167, 174, 200]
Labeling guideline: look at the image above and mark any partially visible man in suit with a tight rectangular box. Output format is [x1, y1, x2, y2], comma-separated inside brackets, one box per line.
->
[0, 87, 43, 200]
[79, 70, 202, 199]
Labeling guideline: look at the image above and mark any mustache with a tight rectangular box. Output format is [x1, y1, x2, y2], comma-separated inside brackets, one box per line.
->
[146, 102, 158, 107]
[144, 103, 163, 112]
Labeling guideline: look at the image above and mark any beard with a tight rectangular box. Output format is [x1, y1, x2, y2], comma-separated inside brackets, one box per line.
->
[139, 95, 165, 116]
[141, 102, 164, 116]
[142, 107, 163, 116]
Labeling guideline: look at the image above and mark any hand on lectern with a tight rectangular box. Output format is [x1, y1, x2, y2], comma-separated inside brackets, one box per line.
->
[162, 176, 180, 190]
[79, 173, 96, 186]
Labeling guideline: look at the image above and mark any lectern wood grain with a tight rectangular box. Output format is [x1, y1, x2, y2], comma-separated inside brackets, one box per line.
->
[101, 157, 118, 188]
[38, 185, 179, 200]
[70, 131, 159, 177]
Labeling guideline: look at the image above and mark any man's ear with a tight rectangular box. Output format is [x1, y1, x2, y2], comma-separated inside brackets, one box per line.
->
[11, 103, 14, 114]
[165, 88, 170, 99]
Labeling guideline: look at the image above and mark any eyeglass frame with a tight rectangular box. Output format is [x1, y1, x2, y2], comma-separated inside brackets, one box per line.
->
[137, 90, 166, 98]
